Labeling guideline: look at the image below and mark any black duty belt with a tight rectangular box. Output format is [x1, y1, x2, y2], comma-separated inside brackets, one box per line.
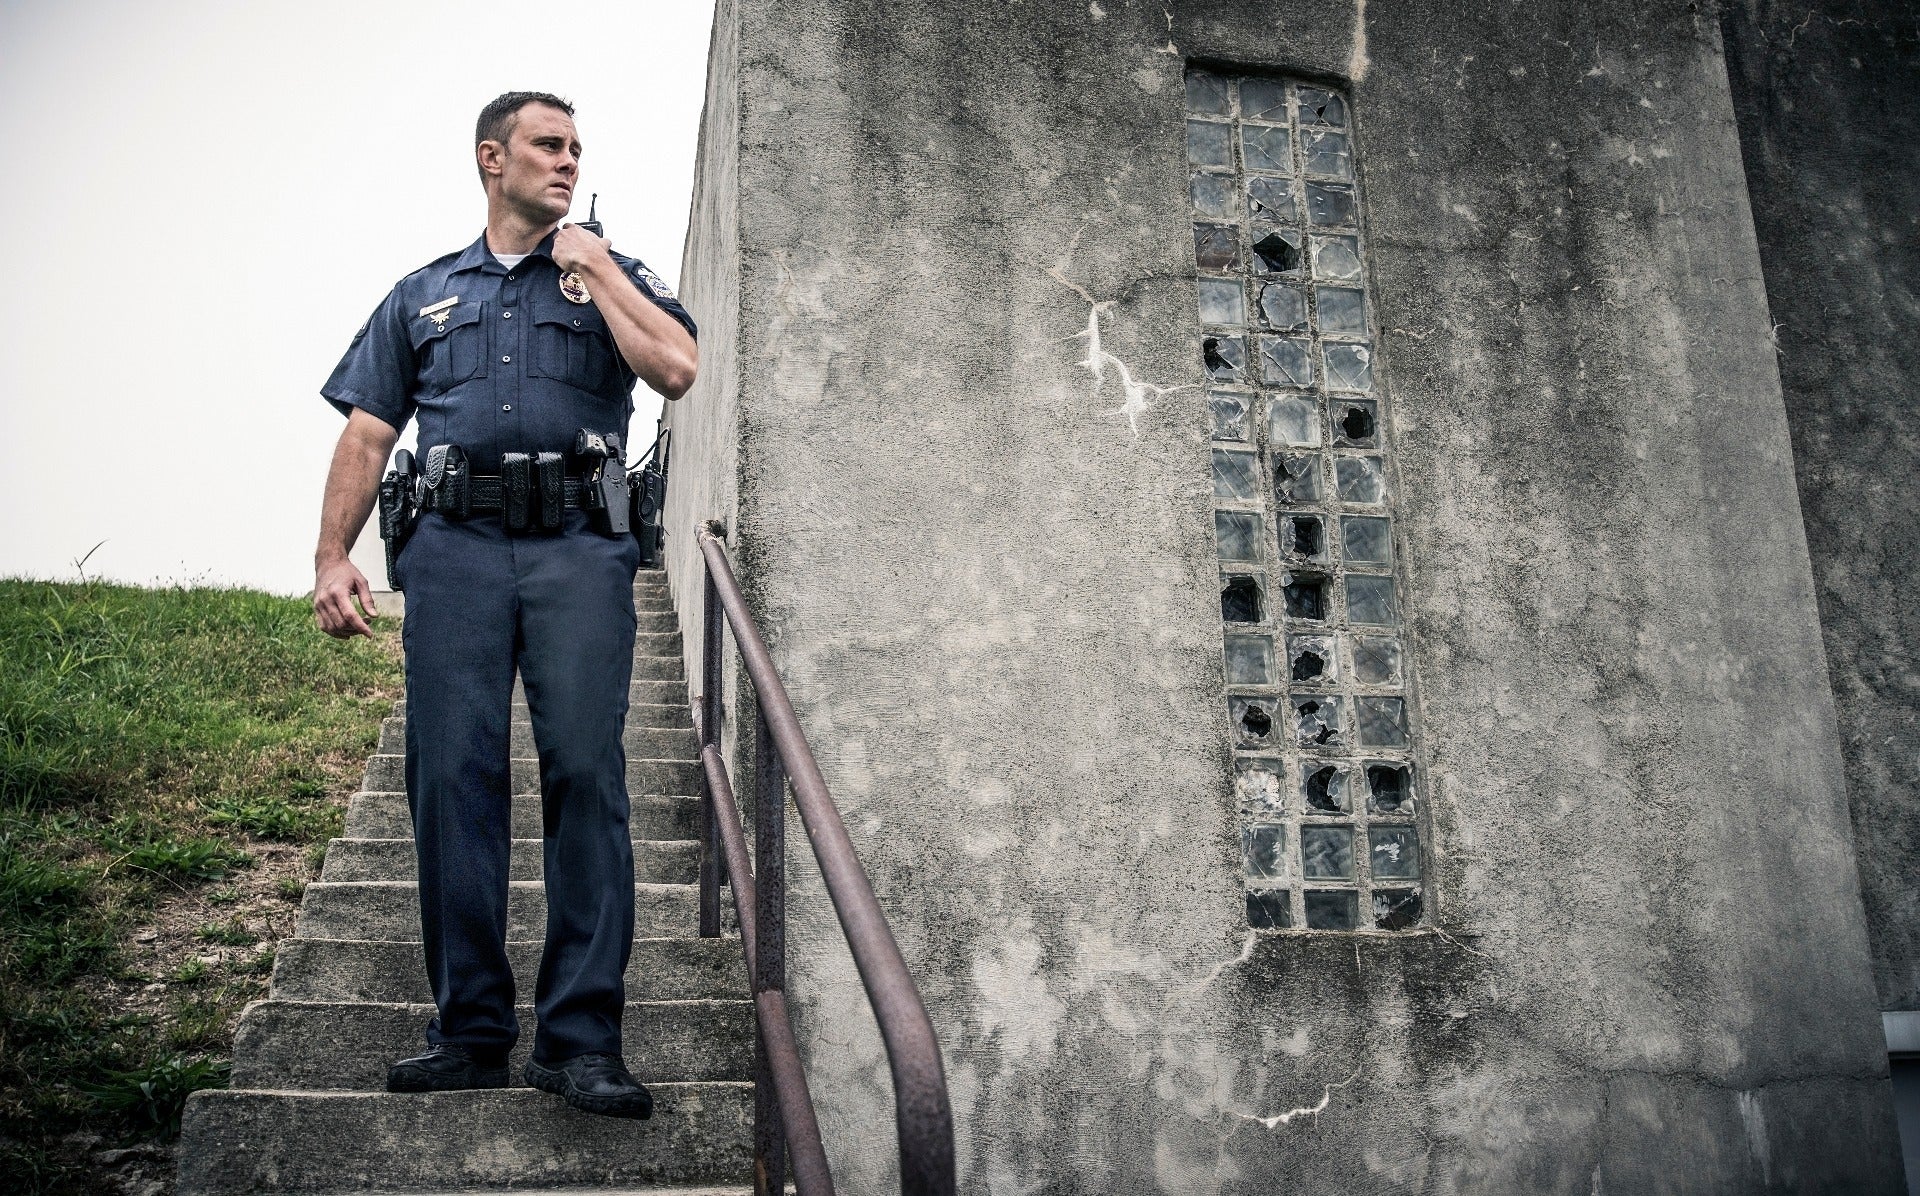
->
[465, 475, 591, 512]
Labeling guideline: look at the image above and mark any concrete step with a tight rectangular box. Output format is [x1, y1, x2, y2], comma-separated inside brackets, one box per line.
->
[320, 838, 700, 884]
[177, 1085, 752, 1194]
[360, 754, 699, 795]
[344, 792, 701, 840]
[231, 999, 753, 1090]
[377, 717, 697, 759]
[294, 882, 707, 941]
[635, 610, 679, 632]
[271, 936, 745, 1004]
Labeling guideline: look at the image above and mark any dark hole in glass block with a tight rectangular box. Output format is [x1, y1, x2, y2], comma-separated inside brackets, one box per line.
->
[1339, 405, 1375, 443]
[1301, 827, 1353, 878]
[1306, 890, 1359, 930]
[1247, 888, 1292, 929]
[1304, 764, 1348, 813]
[1240, 703, 1273, 739]
[1221, 575, 1263, 623]
[1293, 696, 1342, 747]
[1366, 764, 1413, 814]
[1288, 634, 1336, 684]
[1283, 573, 1328, 620]
[1252, 231, 1302, 274]
[1291, 649, 1325, 682]
[1297, 86, 1348, 128]
[1275, 454, 1324, 504]
[1203, 335, 1245, 382]
[1373, 889, 1421, 931]
[1285, 515, 1324, 559]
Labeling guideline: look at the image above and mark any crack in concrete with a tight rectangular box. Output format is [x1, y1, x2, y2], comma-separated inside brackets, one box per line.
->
[1048, 259, 1192, 436]
[1236, 1060, 1363, 1128]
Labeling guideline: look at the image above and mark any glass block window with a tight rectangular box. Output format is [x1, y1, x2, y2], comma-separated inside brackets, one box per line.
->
[1189, 68, 1427, 933]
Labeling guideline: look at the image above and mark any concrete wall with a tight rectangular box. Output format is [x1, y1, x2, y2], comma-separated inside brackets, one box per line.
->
[667, 0, 1904, 1189]
[1719, 0, 1920, 1016]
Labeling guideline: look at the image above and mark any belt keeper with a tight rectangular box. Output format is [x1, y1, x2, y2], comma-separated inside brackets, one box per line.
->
[502, 453, 532, 530]
[535, 452, 565, 529]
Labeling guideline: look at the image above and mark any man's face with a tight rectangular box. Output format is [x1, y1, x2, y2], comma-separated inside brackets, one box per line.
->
[486, 103, 581, 224]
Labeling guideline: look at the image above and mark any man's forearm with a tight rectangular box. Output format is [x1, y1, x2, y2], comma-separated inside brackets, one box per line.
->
[579, 255, 698, 400]
[316, 419, 396, 566]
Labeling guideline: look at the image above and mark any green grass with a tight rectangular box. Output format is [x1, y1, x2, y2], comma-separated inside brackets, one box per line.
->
[0, 579, 399, 1194]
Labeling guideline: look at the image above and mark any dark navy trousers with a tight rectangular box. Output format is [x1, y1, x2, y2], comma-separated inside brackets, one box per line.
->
[398, 509, 640, 1064]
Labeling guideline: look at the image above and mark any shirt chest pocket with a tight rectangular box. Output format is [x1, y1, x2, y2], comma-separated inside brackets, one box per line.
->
[409, 301, 488, 394]
[530, 304, 620, 394]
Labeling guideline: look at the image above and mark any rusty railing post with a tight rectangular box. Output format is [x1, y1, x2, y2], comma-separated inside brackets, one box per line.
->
[752, 698, 789, 1196]
[698, 557, 725, 939]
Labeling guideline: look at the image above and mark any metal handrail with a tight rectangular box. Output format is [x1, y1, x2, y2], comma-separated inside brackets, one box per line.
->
[692, 522, 957, 1196]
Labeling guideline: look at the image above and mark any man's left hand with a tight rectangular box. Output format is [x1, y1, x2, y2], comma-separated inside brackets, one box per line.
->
[553, 223, 613, 274]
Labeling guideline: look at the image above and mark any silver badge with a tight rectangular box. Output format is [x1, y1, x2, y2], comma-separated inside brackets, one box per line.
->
[559, 272, 592, 304]
[419, 296, 459, 330]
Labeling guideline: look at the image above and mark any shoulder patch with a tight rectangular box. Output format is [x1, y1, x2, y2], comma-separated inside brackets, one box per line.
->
[353, 319, 370, 342]
[631, 263, 677, 301]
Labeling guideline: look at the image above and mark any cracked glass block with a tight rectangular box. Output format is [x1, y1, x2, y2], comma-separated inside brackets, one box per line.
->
[1292, 694, 1344, 749]
[1251, 229, 1304, 274]
[1220, 573, 1264, 622]
[1316, 286, 1367, 337]
[1333, 400, 1378, 447]
[1257, 283, 1308, 332]
[1231, 697, 1279, 747]
[1191, 171, 1235, 219]
[1275, 453, 1324, 505]
[1241, 124, 1292, 173]
[1204, 335, 1246, 383]
[1267, 394, 1320, 448]
[1349, 635, 1402, 685]
[1194, 223, 1239, 270]
[1342, 515, 1392, 565]
[1302, 763, 1350, 814]
[1301, 827, 1353, 879]
[1247, 176, 1298, 224]
[1209, 390, 1250, 441]
[1239, 76, 1288, 121]
[1243, 824, 1288, 882]
[1334, 456, 1386, 504]
[1185, 70, 1229, 115]
[1215, 512, 1262, 562]
[1369, 827, 1420, 880]
[1307, 890, 1359, 930]
[1310, 235, 1363, 281]
[1235, 757, 1286, 818]
[1324, 342, 1374, 392]
[1260, 336, 1315, 387]
[1287, 633, 1337, 684]
[1282, 571, 1329, 621]
[1213, 449, 1261, 502]
[1187, 119, 1233, 167]
[1346, 574, 1397, 625]
[1306, 181, 1357, 226]
[1197, 278, 1245, 327]
[1224, 633, 1276, 685]
[1301, 129, 1354, 179]
[1373, 888, 1422, 931]
[1366, 763, 1414, 814]
[1355, 696, 1409, 747]
[1297, 85, 1348, 128]
[1282, 514, 1327, 563]
[1247, 888, 1293, 929]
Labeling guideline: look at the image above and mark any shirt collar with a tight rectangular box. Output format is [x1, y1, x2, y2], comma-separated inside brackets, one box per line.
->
[448, 227, 561, 275]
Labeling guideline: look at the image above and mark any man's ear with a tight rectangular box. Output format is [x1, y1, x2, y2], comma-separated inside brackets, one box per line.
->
[477, 140, 507, 178]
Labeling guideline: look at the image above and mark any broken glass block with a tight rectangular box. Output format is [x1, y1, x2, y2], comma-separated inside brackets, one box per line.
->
[1315, 286, 1367, 337]
[1235, 758, 1287, 818]
[1310, 235, 1363, 281]
[1243, 824, 1288, 881]
[1223, 633, 1276, 685]
[1342, 515, 1392, 565]
[1203, 335, 1246, 383]
[1185, 70, 1230, 115]
[1301, 129, 1354, 179]
[1247, 176, 1299, 224]
[1287, 633, 1337, 683]
[1215, 512, 1262, 562]
[1197, 278, 1246, 327]
[1282, 571, 1329, 621]
[1257, 283, 1308, 332]
[1373, 889, 1421, 931]
[1282, 514, 1327, 563]
[1239, 76, 1288, 121]
[1369, 827, 1420, 880]
[1191, 171, 1235, 220]
[1306, 890, 1358, 930]
[1334, 456, 1386, 504]
[1220, 573, 1264, 622]
[1355, 696, 1409, 747]
[1241, 124, 1292, 173]
[1213, 449, 1261, 501]
[1366, 763, 1414, 814]
[1349, 635, 1402, 685]
[1334, 400, 1378, 447]
[1346, 575, 1396, 625]
[1267, 394, 1320, 448]
[1275, 453, 1324, 504]
[1251, 229, 1305, 274]
[1296, 85, 1348, 127]
[1302, 763, 1349, 813]
[1292, 695, 1344, 748]
[1194, 223, 1240, 271]
[1187, 119, 1233, 167]
[1209, 390, 1250, 441]
[1261, 336, 1315, 387]
[1247, 888, 1293, 929]
[1306, 181, 1357, 226]
[1230, 697, 1279, 747]
[1301, 827, 1353, 879]
[1323, 342, 1374, 392]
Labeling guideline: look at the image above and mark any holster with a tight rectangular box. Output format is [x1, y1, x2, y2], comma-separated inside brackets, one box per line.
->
[376, 449, 420, 591]
[573, 428, 631, 536]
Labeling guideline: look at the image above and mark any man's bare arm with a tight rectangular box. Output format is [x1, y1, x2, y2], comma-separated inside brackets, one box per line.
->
[314, 408, 401, 639]
[553, 224, 698, 401]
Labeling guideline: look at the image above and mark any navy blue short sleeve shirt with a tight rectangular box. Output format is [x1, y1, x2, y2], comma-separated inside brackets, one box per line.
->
[322, 229, 695, 468]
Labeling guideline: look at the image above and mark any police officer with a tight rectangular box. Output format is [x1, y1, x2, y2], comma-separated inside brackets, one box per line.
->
[311, 91, 697, 1120]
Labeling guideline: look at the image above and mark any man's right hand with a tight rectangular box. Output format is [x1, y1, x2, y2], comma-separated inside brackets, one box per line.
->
[315, 557, 379, 639]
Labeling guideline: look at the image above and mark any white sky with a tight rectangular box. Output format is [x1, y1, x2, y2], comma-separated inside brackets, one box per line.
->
[0, 0, 715, 593]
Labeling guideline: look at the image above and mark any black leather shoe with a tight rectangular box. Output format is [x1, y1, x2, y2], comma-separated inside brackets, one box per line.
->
[386, 1043, 510, 1092]
[523, 1052, 654, 1119]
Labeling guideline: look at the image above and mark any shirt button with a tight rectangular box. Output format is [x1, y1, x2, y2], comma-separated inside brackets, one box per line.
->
[502, 311, 512, 319]
[501, 355, 511, 363]
[573, 319, 582, 327]
[502, 404, 512, 412]
[507, 274, 516, 281]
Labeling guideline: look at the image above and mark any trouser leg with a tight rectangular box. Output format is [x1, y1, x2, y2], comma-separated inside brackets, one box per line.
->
[401, 514, 519, 1059]
[515, 512, 641, 1062]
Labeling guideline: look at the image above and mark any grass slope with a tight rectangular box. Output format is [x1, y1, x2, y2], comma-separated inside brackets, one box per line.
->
[0, 579, 400, 1194]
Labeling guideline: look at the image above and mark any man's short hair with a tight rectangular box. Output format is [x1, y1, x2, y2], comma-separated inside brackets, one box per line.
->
[475, 91, 575, 180]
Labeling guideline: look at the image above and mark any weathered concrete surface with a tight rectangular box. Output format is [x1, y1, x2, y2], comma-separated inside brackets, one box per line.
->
[665, 0, 1904, 1190]
[1720, 0, 1920, 1014]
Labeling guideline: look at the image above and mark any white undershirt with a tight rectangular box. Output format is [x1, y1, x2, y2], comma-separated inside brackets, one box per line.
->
[493, 252, 529, 270]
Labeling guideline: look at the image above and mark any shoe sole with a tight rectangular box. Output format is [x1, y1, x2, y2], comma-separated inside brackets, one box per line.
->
[523, 1058, 655, 1119]
[386, 1062, 509, 1093]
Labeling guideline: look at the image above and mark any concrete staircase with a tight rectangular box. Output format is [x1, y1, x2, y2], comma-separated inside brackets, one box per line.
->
[177, 569, 759, 1194]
